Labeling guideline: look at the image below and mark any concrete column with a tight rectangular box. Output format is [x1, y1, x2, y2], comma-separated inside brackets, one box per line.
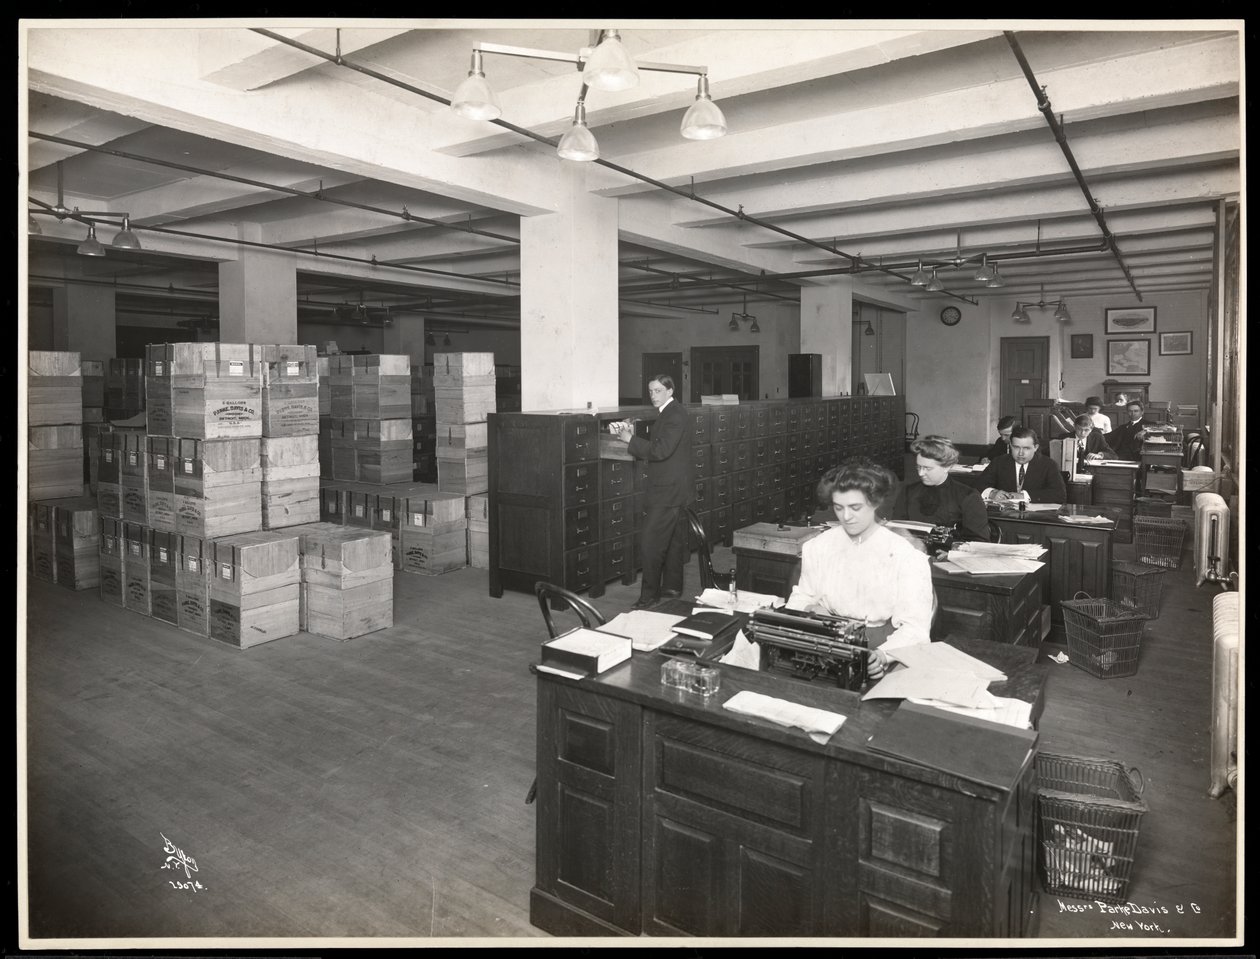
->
[800, 279, 854, 395]
[52, 284, 116, 361]
[218, 240, 297, 344]
[381, 313, 426, 366]
[519, 163, 619, 412]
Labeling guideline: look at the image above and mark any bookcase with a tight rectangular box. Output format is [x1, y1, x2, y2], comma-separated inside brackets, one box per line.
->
[488, 395, 904, 599]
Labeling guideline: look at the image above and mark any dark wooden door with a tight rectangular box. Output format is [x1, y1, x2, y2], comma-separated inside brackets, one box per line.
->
[689, 346, 759, 401]
[1000, 338, 1049, 419]
[640, 352, 683, 402]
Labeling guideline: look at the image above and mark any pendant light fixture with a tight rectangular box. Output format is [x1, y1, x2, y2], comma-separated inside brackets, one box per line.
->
[77, 223, 105, 257]
[985, 265, 1007, 288]
[112, 215, 141, 250]
[973, 254, 996, 283]
[557, 99, 599, 161]
[925, 269, 944, 293]
[450, 49, 502, 121]
[581, 30, 639, 91]
[864, 320, 876, 336]
[909, 260, 929, 286]
[680, 75, 727, 140]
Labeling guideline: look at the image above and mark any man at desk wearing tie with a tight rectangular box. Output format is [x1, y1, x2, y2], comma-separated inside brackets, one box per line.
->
[1110, 399, 1151, 461]
[1069, 414, 1116, 474]
[978, 426, 1067, 504]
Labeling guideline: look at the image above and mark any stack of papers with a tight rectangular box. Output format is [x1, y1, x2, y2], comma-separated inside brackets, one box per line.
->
[862, 668, 991, 708]
[1059, 513, 1113, 525]
[944, 541, 1045, 574]
[695, 587, 785, 614]
[863, 643, 1033, 729]
[1096, 459, 1139, 468]
[599, 610, 685, 651]
[886, 519, 934, 533]
[723, 690, 847, 743]
[949, 463, 987, 473]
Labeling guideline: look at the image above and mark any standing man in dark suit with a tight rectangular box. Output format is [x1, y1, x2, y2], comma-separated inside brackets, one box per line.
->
[612, 374, 693, 608]
[1110, 399, 1151, 461]
[978, 426, 1067, 504]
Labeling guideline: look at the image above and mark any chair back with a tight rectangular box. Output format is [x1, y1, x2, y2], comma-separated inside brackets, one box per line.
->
[684, 507, 718, 590]
[534, 581, 606, 639]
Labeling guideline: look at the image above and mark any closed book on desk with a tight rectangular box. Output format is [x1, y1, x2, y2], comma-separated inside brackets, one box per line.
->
[673, 609, 742, 641]
[540, 627, 632, 677]
[866, 701, 1037, 790]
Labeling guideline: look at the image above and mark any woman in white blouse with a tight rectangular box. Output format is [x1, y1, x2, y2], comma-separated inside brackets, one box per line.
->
[787, 459, 935, 680]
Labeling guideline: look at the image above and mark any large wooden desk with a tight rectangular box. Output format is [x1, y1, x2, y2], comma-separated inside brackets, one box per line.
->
[732, 523, 1048, 647]
[987, 504, 1118, 625]
[531, 641, 1042, 938]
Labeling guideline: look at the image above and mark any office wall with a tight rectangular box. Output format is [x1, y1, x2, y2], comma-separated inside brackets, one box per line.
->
[903, 295, 993, 445]
[618, 300, 801, 402]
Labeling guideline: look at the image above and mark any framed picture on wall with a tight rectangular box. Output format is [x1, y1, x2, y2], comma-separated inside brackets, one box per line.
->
[1070, 333, 1093, 359]
[1105, 306, 1157, 335]
[1106, 338, 1151, 376]
[1159, 331, 1193, 355]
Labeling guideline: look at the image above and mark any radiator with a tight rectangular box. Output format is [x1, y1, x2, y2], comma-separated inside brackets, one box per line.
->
[1193, 492, 1231, 586]
[1209, 591, 1240, 798]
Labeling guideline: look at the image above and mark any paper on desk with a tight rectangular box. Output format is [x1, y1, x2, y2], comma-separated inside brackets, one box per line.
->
[600, 610, 685, 651]
[1096, 459, 1139, 468]
[723, 690, 846, 743]
[534, 663, 587, 680]
[952, 542, 1046, 558]
[908, 694, 1034, 730]
[1059, 513, 1112, 525]
[1020, 502, 1062, 511]
[718, 630, 761, 670]
[947, 554, 1045, 575]
[696, 587, 785, 613]
[933, 560, 968, 574]
[862, 667, 991, 708]
[887, 643, 1006, 681]
[949, 464, 987, 473]
[886, 519, 934, 533]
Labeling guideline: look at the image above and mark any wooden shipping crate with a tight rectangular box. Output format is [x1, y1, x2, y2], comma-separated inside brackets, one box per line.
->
[28, 351, 83, 427]
[303, 577, 393, 640]
[432, 352, 495, 379]
[30, 351, 82, 377]
[171, 379, 263, 439]
[261, 435, 321, 477]
[121, 472, 149, 526]
[350, 378, 411, 419]
[297, 524, 393, 588]
[149, 529, 180, 624]
[175, 483, 263, 539]
[29, 502, 58, 584]
[151, 342, 263, 384]
[208, 530, 301, 603]
[399, 524, 468, 575]
[176, 535, 210, 636]
[145, 376, 174, 435]
[436, 452, 489, 495]
[173, 437, 262, 496]
[96, 430, 122, 485]
[468, 528, 490, 569]
[352, 353, 411, 377]
[466, 493, 489, 532]
[55, 540, 100, 590]
[319, 481, 345, 523]
[434, 421, 488, 452]
[434, 378, 496, 425]
[49, 496, 100, 590]
[81, 360, 106, 407]
[209, 583, 300, 649]
[99, 517, 125, 608]
[317, 357, 331, 416]
[262, 379, 320, 436]
[29, 425, 86, 500]
[259, 344, 319, 383]
[356, 450, 414, 485]
[399, 487, 468, 529]
[122, 521, 152, 615]
[97, 482, 122, 520]
[262, 477, 321, 529]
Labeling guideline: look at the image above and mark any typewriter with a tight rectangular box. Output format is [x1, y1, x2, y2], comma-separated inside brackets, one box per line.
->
[747, 607, 869, 690]
[924, 523, 957, 556]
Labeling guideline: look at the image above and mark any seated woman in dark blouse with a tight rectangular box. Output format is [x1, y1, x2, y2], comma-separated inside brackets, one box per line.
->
[891, 435, 991, 541]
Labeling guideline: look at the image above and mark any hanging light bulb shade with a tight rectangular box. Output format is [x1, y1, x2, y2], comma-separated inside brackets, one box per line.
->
[28, 214, 42, 235]
[728, 315, 740, 332]
[864, 321, 875, 336]
[973, 254, 995, 283]
[909, 260, 929, 286]
[680, 75, 727, 140]
[1054, 300, 1071, 322]
[443, 334, 452, 347]
[986, 266, 1006, 289]
[925, 269, 944, 293]
[424, 332, 436, 346]
[77, 223, 105, 257]
[582, 29, 639, 92]
[450, 49, 502, 121]
[111, 215, 141, 250]
[1011, 303, 1025, 321]
[748, 318, 760, 334]
[557, 101, 599, 161]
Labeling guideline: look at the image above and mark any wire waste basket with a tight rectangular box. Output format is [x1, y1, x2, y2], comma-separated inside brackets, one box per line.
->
[1060, 592, 1147, 678]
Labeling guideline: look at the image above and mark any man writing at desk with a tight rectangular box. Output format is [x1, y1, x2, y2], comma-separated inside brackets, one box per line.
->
[978, 426, 1066, 504]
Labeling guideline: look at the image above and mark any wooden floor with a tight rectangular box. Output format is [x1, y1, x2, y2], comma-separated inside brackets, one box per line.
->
[21, 535, 1239, 945]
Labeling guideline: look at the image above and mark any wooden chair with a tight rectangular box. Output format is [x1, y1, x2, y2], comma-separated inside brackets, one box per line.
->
[684, 507, 733, 592]
[527, 582, 607, 805]
[905, 412, 921, 450]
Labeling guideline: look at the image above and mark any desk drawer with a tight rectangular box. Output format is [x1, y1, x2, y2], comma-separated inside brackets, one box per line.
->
[600, 496, 633, 540]
[601, 534, 633, 581]
[599, 459, 634, 500]
[690, 409, 712, 445]
[564, 544, 598, 593]
[692, 444, 712, 479]
[565, 462, 598, 506]
[563, 419, 598, 462]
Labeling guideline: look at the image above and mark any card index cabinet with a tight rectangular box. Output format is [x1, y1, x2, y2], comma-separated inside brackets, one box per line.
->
[489, 396, 904, 600]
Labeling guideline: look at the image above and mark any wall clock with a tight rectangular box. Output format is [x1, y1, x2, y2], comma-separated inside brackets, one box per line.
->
[940, 306, 962, 326]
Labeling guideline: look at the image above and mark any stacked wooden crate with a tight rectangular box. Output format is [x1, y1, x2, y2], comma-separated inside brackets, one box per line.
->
[146, 435, 177, 532]
[28, 351, 85, 501]
[119, 431, 149, 526]
[398, 485, 469, 575]
[294, 523, 393, 640]
[207, 530, 301, 648]
[105, 358, 145, 420]
[175, 535, 211, 636]
[162, 343, 264, 440]
[260, 345, 321, 529]
[96, 428, 142, 522]
[317, 355, 332, 477]
[433, 352, 494, 495]
[81, 360, 106, 491]
[173, 437, 263, 539]
[54, 497, 101, 590]
[99, 517, 125, 607]
[28, 501, 59, 584]
[149, 529, 180, 625]
[323, 354, 413, 485]
[122, 519, 151, 615]
[466, 493, 490, 569]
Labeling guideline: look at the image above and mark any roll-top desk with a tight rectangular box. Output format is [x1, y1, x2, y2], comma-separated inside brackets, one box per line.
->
[530, 644, 1041, 939]
[488, 396, 904, 599]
